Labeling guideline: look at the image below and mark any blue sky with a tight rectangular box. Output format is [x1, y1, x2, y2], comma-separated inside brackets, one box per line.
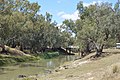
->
[29, 0, 116, 24]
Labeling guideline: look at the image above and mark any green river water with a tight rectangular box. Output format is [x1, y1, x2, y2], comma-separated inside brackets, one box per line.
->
[0, 55, 78, 80]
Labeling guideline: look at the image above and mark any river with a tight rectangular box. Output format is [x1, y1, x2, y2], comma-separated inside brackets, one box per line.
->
[0, 55, 78, 80]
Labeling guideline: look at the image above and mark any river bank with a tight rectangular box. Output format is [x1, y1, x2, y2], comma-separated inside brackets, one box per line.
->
[20, 49, 120, 80]
[0, 53, 78, 80]
[0, 54, 39, 66]
[0, 51, 61, 66]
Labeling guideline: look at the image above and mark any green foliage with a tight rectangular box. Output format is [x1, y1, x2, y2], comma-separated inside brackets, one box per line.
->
[0, 0, 69, 52]
[0, 59, 16, 66]
[0, 55, 39, 66]
[60, 1, 120, 52]
[0, 0, 120, 54]
[74, 1, 120, 51]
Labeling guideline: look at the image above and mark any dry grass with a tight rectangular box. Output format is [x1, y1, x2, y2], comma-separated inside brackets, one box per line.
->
[112, 65, 119, 74]
[103, 48, 120, 54]
[101, 63, 120, 80]
[22, 49, 120, 80]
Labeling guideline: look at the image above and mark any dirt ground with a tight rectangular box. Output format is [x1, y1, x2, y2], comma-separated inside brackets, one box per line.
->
[22, 49, 120, 80]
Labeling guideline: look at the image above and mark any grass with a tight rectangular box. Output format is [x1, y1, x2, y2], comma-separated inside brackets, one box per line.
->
[101, 63, 120, 80]
[39, 51, 60, 59]
[0, 54, 39, 66]
[112, 65, 119, 74]
[36, 49, 120, 80]
[13, 48, 120, 80]
[0, 51, 60, 66]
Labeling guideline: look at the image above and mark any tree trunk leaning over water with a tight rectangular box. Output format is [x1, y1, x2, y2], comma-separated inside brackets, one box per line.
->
[0, 45, 31, 56]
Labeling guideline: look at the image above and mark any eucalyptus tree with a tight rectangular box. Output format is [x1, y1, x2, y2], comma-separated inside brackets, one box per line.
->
[75, 1, 120, 56]
[60, 19, 76, 48]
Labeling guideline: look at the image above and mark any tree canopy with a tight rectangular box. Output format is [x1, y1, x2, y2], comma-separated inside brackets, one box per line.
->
[0, 0, 120, 55]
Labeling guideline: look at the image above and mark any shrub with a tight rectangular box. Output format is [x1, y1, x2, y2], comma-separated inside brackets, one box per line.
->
[39, 52, 60, 59]
[112, 65, 119, 74]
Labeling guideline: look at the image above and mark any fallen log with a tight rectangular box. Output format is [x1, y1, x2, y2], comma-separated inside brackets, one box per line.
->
[0, 45, 30, 56]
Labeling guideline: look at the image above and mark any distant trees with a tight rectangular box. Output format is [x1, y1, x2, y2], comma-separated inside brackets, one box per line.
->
[0, 0, 70, 53]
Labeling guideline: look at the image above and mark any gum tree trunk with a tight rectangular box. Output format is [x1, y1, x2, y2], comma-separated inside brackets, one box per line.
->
[0, 45, 5, 53]
[95, 44, 104, 57]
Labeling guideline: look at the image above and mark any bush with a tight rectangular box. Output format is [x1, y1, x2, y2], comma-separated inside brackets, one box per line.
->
[105, 39, 116, 48]
[0, 55, 39, 66]
[112, 65, 119, 74]
[0, 59, 16, 66]
[39, 52, 60, 59]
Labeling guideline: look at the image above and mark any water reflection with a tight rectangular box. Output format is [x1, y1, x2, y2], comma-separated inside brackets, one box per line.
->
[65, 55, 76, 61]
[19, 63, 44, 68]
[46, 60, 55, 68]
